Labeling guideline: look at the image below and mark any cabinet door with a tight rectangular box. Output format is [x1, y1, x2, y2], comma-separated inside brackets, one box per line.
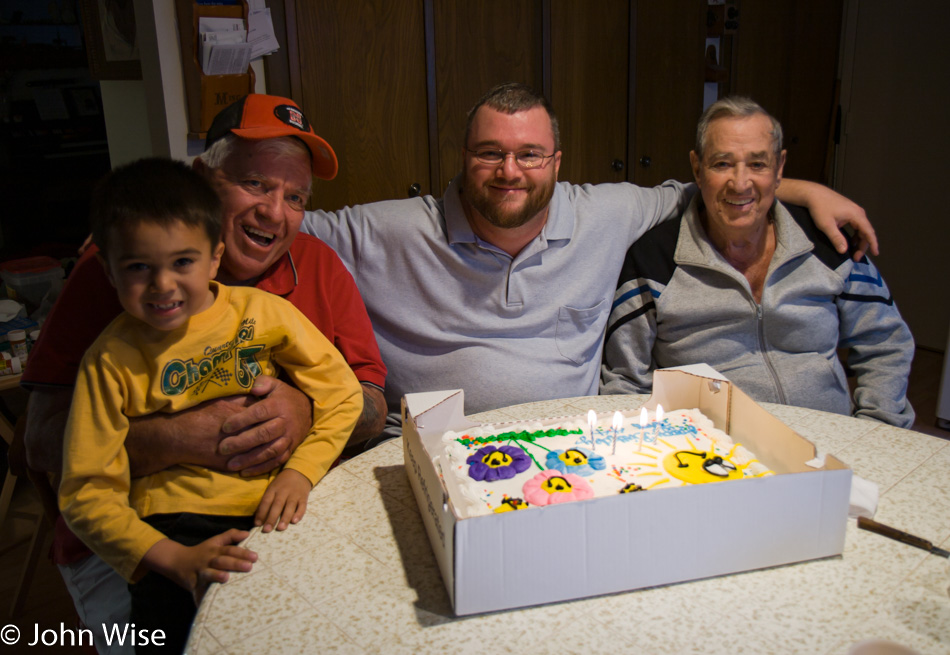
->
[630, 0, 706, 187]
[551, 0, 630, 185]
[292, 1, 429, 211]
[432, 0, 543, 193]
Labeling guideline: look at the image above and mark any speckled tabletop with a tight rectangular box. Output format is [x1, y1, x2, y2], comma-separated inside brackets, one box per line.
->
[185, 396, 950, 655]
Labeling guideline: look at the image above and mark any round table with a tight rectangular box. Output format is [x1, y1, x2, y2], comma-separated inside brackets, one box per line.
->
[186, 396, 950, 655]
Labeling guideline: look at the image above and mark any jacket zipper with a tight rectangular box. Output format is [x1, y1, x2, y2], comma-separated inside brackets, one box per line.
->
[754, 301, 787, 404]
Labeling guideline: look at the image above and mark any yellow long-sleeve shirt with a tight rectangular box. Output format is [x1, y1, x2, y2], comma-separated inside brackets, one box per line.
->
[59, 282, 362, 581]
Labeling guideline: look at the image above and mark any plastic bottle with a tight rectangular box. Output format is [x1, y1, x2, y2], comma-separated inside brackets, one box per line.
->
[8, 329, 27, 365]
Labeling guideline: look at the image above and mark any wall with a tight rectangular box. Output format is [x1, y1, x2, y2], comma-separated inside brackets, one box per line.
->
[99, 81, 151, 167]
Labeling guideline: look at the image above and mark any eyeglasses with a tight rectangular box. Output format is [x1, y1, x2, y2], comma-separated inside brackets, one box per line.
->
[466, 148, 556, 170]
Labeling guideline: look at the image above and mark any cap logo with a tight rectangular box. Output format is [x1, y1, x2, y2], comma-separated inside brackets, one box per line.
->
[273, 104, 310, 133]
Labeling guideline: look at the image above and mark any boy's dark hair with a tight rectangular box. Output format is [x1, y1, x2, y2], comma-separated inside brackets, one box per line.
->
[90, 157, 222, 254]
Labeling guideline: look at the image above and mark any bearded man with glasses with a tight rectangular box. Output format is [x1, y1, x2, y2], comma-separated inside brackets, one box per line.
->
[301, 82, 879, 436]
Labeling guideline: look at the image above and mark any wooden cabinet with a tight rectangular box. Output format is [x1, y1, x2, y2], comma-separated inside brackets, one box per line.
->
[291, 1, 430, 212]
[430, 1, 545, 192]
[629, 0, 706, 187]
[283, 0, 840, 211]
[550, 0, 631, 186]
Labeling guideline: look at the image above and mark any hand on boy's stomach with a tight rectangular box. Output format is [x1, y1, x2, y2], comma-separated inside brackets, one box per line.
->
[127, 376, 310, 478]
[217, 375, 312, 477]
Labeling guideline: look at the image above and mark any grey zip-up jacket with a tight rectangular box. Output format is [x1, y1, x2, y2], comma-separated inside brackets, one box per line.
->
[601, 197, 915, 428]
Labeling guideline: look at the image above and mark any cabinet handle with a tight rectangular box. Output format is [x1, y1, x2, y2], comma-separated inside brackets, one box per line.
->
[408, 183, 421, 198]
[611, 159, 624, 172]
[639, 156, 652, 168]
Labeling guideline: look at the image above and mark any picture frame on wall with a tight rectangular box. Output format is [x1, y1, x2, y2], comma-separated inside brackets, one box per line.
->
[79, 0, 142, 80]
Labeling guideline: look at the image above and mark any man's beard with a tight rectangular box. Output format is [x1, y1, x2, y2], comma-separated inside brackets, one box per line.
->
[463, 171, 556, 229]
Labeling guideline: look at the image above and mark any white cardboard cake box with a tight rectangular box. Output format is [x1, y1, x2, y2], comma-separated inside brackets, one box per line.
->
[402, 367, 852, 616]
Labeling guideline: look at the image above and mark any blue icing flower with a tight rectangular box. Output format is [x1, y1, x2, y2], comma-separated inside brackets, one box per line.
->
[545, 447, 606, 476]
[466, 445, 531, 482]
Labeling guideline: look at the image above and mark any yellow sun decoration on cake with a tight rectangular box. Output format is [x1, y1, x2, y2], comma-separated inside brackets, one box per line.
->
[629, 434, 764, 488]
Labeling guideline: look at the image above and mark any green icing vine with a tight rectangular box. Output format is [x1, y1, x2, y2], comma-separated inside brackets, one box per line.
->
[457, 427, 583, 447]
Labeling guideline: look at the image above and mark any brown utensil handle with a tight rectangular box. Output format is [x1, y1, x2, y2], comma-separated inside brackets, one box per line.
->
[857, 516, 935, 551]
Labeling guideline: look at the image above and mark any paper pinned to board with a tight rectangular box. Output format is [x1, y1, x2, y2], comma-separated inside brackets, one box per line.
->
[199, 17, 251, 74]
[248, 7, 280, 59]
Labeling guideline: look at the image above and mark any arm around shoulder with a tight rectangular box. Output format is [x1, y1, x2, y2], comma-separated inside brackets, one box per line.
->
[776, 179, 878, 260]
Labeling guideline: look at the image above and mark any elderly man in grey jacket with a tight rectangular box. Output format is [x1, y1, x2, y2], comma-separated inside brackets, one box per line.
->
[601, 96, 914, 428]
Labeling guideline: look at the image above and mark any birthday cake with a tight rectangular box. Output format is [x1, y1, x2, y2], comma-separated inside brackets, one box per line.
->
[439, 407, 773, 518]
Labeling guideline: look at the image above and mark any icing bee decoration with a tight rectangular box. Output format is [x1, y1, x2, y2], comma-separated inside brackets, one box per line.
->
[619, 482, 645, 493]
[494, 497, 529, 513]
[545, 446, 606, 477]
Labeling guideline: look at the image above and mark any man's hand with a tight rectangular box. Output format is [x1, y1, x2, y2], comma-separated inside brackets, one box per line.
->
[126, 375, 311, 478]
[777, 179, 879, 261]
[126, 394, 256, 476]
[217, 376, 312, 477]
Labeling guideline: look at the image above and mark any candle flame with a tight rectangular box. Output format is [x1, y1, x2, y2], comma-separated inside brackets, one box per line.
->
[612, 411, 623, 430]
[639, 406, 648, 427]
[656, 404, 664, 423]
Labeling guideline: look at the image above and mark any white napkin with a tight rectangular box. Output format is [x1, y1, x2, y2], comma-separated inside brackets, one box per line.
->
[804, 451, 878, 518]
[848, 474, 879, 519]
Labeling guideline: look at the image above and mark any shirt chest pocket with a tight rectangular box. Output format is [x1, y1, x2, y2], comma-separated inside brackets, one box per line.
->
[555, 300, 606, 365]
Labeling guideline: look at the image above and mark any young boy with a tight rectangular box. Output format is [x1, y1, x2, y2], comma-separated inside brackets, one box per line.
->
[58, 158, 363, 653]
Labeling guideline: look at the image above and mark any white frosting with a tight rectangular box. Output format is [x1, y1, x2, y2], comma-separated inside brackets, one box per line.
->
[439, 408, 772, 518]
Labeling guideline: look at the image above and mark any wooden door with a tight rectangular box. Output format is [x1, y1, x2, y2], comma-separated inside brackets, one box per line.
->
[630, 0, 706, 187]
[727, 0, 844, 183]
[291, 1, 430, 211]
[431, 0, 544, 193]
[551, 0, 630, 185]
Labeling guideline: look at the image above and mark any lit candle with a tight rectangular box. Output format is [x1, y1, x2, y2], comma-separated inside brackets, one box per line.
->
[588, 409, 597, 452]
[639, 407, 648, 451]
[653, 404, 665, 443]
[611, 411, 623, 455]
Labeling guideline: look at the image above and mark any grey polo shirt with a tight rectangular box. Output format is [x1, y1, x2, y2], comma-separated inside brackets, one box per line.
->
[301, 176, 690, 425]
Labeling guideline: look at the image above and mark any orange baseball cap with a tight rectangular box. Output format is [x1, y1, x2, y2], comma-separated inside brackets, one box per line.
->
[205, 94, 338, 180]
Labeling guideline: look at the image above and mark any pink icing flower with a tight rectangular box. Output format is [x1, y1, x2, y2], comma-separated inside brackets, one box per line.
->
[522, 470, 594, 506]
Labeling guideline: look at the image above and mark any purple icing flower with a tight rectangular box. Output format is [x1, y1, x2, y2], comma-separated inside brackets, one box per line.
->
[466, 445, 531, 482]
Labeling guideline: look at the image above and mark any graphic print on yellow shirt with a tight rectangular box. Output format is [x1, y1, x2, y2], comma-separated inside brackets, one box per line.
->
[161, 318, 266, 397]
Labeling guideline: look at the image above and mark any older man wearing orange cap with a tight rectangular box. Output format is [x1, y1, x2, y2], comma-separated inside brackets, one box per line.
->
[22, 95, 386, 655]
